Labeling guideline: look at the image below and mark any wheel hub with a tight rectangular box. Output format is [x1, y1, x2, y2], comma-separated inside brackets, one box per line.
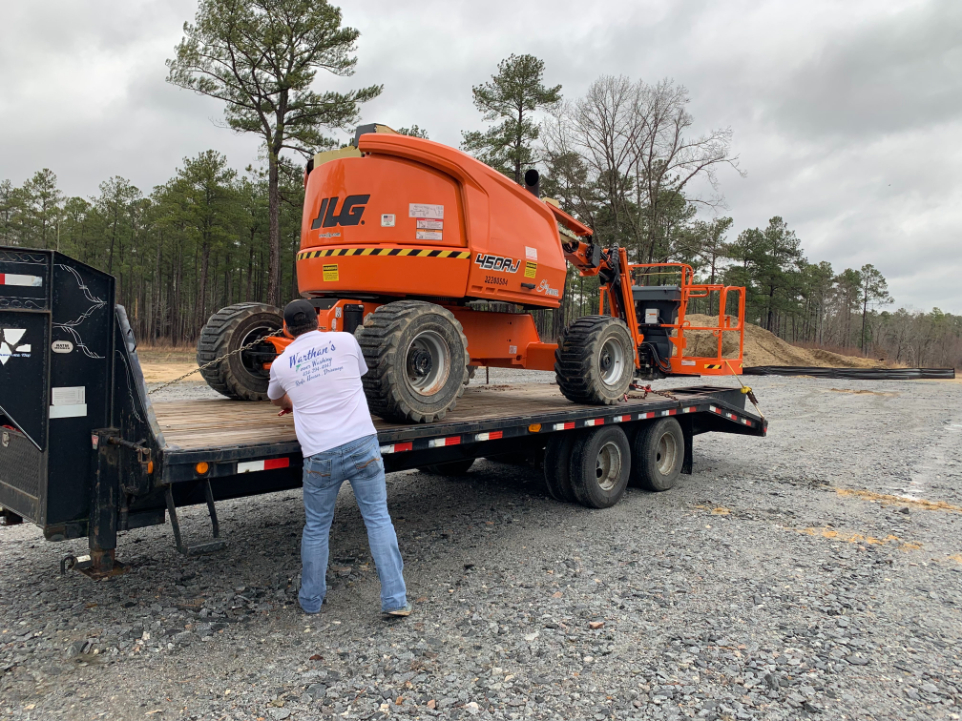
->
[599, 337, 626, 388]
[656, 432, 678, 475]
[600, 350, 612, 372]
[404, 330, 450, 396]
[408, 348, 434, 378]
[594, 441, 623, 492]
[239, 325, 279, 377]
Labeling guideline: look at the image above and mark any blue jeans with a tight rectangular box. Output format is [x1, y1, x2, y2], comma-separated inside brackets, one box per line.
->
[299, 434, 407, 613]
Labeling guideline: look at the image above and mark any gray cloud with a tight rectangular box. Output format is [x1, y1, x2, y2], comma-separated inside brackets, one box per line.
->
[0, 0, 958, 312]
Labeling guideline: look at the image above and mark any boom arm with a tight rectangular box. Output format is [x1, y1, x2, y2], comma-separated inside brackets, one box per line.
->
[543, 202, 639, 355]
[543, 200, 745, 379]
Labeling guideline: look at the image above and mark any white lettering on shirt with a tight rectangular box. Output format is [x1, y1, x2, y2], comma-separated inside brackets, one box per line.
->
[267, 331, 377, 456]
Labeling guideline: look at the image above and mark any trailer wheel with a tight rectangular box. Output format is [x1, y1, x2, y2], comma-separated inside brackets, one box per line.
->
[555, 316, 635, 405]
[543, 431, 579, 503]
[356, 301, 469, 423]
[418, 459, 476, 476]
[568, 426, 631, 508]
[197, 303, 284, 401]
[630, 418, 683, 491]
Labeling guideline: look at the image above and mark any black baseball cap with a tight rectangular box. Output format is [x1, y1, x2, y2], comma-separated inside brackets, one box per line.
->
[283, 299, 317, 330]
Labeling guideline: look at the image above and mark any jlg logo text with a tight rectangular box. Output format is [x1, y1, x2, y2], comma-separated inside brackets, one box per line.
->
[311, 195, 370, 229]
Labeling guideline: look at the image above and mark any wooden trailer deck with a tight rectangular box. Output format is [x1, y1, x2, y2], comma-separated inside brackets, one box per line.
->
[152, 384, 601, 451]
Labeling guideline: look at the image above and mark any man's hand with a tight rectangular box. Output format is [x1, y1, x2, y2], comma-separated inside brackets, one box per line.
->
[271, 393, 293, 417]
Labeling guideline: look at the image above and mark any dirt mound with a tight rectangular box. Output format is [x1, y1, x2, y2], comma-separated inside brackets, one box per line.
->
[807, 348, 884, 369]
[681, 314, 882, 368]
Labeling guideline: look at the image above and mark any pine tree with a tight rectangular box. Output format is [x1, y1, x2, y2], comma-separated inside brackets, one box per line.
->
[167, 0, 381, 307]
[461, 54, 561, 183]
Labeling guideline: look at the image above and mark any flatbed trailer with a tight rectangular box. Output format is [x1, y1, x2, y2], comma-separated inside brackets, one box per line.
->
[0, 249, 766, 578]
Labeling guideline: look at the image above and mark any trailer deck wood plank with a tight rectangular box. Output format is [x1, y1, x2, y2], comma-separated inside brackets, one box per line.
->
[151, 383, 743, 453]
[152, 384, 593, 451]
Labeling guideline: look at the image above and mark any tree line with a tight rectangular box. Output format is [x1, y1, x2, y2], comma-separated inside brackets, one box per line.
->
[463, 57, 961, 368]
[1, 0, 958, 367]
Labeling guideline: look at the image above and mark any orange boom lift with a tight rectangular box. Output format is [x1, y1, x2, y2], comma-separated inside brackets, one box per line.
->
[198, 125, 746, 422]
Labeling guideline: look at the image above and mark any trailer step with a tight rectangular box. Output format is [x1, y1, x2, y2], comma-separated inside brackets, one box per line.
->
[164, 481, 228, 555]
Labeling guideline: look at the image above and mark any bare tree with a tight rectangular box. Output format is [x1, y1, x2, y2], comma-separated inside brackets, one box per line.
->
[569, 77, 641, 236]
[629, 79, 742, 261]
[544, 76, 741, 261]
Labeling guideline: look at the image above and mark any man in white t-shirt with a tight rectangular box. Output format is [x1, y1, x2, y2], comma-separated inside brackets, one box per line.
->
[268, 299, 409, 617]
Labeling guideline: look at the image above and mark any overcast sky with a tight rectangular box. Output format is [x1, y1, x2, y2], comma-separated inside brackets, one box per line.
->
[2, 0, 959, 313]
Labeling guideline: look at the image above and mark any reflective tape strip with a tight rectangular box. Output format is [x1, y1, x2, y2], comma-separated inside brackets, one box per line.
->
[641, 412, 656, 419]
[238, 457, 290, 474]
[611, 415, 632, 423]
[0, 273, 42, 287]
[380, 441, 413, 455]
[681, 406, 696, 414]
[709, 405, 721, 414]
[428, 436, 461, 448]
[475, 431, 504, 442]
[552, 422, 576, 431]
[584, 418, 604, 427]
[298, 248, 470, 260]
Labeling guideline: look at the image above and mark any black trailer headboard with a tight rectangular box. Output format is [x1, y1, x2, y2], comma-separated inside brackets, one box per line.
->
[0, 247, 115, 528]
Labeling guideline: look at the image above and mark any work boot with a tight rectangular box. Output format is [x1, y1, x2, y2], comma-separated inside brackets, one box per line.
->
[384, 603, 412, 618]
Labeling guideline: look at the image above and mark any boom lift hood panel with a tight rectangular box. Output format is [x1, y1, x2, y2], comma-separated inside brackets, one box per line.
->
[297, 134, 567, 308]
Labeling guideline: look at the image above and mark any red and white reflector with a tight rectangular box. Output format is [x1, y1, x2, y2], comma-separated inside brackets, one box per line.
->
[0, 273, 42, 287]
[551, 422, 576, 431]
[428, 436, 461, 448]
[474, 431, 504, 442]
[584, 418, 604, 427]
[380, 441, 413, 455]
[237, 457, 290, 473]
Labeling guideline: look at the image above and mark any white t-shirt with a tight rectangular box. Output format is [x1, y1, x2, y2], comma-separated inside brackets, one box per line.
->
[267, 330, 377, 457]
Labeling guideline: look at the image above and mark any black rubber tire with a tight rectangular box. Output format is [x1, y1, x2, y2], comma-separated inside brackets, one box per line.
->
[466, 365, 478, 384]
[418, 459, 476, 476]
[630, 417, 684, 491]
[197, 303, 284, 401]
[568, 426, 631, 509]
[355, 301, 469, 423]
[543, 431, 580, 503]
[555, 316, 635, 405]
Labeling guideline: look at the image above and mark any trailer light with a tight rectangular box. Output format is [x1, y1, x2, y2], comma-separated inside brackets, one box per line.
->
[195, 462, 210, 475]
[528, 424, 542, 433]
[146, 461, 154, 475]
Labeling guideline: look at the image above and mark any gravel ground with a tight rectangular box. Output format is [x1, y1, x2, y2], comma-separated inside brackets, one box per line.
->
[1, 373, 961, 721]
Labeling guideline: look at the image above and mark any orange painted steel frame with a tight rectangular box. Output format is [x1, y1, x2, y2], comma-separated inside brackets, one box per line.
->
[596, 255, 746, 376]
